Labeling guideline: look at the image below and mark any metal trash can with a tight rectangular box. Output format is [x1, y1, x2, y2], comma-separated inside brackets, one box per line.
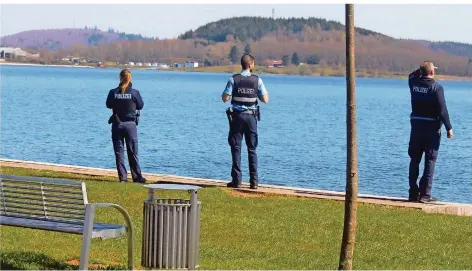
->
[141, 184, 201, 269]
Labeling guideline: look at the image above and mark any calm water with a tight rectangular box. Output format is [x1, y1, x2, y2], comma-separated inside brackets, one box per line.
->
[1, 65, 471, 203]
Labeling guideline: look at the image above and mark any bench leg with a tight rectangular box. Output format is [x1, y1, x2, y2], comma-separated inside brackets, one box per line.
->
[127, 227, 134, 270]
[79, 205, 96, 270]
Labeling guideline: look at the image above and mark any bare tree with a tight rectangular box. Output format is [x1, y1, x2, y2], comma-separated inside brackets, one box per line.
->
[338, 4, 359, 270]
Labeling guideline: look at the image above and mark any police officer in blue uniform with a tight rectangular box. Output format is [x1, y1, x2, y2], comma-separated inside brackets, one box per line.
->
[222, 54, 269, 189]
[106, 69, 146, 183]
[408, 61, 453, 202]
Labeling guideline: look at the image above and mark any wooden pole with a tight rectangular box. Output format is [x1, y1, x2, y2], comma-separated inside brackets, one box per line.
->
[339, 4, 359, 270]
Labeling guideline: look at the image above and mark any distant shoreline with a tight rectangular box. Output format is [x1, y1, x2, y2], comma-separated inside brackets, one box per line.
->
[1, 61, 471, 82]
[0, 62, 93, 68]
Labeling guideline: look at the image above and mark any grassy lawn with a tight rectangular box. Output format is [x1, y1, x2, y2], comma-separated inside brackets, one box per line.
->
[1, 166, 471, 270]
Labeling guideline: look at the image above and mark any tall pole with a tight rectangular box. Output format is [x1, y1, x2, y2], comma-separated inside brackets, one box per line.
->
[466, 58, 472, 77]
[339, 4, 358, 271]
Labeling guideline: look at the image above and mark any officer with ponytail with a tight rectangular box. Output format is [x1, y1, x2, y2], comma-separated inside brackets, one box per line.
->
[106, 69, 146, 183]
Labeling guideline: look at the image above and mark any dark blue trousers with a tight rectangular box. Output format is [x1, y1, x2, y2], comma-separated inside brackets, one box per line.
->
[112, 121, 144, 182]
[408, 120, 441, 198]
[228, 113, 258, 185]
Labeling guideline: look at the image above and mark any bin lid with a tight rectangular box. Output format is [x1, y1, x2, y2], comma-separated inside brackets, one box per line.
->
[143, 184, 201, 191]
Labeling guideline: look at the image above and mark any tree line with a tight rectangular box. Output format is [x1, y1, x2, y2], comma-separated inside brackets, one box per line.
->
[33, 18, 471, 77]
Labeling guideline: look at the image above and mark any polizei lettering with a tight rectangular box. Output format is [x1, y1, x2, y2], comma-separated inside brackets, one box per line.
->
[115, 93, 132, 99]
[237, 88, 255, 94]
[412, 86, 428, 94]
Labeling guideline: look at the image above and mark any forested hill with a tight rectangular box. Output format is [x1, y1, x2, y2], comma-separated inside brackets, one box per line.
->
[0, 27, 156, 50]
[427, 41, 472, 58]
[174, 16, 471, 76]
[178, 16, 387, 42]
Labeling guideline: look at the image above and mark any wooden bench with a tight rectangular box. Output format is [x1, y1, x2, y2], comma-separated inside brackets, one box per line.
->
[0, 174, 134, 270]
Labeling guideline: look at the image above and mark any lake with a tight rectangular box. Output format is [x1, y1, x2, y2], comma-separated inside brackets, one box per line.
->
[1, 65, 471, 203]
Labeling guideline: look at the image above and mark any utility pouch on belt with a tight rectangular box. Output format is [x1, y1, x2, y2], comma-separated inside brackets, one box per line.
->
[226, 107, 233, 124]
[135, 110, 140, 126]
[256, 105, 261, 121]
[108, 114, 121, 125]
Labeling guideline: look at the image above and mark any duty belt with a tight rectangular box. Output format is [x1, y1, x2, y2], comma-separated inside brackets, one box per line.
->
[410, 116, 439, 121]
[239, 110, 256, 114]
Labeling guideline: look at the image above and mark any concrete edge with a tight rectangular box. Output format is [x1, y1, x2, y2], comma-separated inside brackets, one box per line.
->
[1, 158, 471, 216]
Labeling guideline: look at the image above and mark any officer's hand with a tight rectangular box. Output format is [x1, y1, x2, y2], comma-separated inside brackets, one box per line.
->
[447, 129, 453, 139]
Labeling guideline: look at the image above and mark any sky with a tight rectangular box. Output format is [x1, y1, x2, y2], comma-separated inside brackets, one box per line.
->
[1, 4, 472, 44]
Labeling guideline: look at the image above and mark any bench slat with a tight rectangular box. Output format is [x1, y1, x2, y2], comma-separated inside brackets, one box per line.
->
[1, 179, 83, 188]
[3, 203, 85, 216]
[1, 188, 84, 200]
[1, 183, 84, 195]
[0, 216, 126, 239]
[1, 175, 83, 187]
[1, 198, 85, 211]
[2, 213, 85, 225]
[2, 208, 84, 220]
[1, 193, 84, 205]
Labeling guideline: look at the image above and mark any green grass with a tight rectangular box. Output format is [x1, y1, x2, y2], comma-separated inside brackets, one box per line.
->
[1, 166, 471, 270]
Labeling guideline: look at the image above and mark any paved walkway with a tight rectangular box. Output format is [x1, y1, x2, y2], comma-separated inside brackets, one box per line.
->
[1, 158, 471, 216]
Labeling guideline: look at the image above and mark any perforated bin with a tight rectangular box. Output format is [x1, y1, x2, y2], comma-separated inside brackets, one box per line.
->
[141, 184, 201, 270]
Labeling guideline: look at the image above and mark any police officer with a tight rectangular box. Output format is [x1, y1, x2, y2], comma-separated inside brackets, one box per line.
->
[408, 61, 453, 202]
[106, 69, 146, 183]
[222, 54, 269, 189]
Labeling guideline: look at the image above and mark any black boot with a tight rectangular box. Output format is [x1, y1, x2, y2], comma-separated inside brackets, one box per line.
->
[408, 191, 419, 202]
[133, 178, 146, 183]
[419, 196, 438, 203]
[227, 182, 241, 188]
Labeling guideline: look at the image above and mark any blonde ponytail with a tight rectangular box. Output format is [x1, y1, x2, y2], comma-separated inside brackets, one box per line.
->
[119, 69, 131, 93]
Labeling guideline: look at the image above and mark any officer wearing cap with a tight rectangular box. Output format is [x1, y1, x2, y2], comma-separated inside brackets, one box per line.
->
[407, 61, 453, 202]
[222, 54, 269, 189]
[106, 69, 146, 183]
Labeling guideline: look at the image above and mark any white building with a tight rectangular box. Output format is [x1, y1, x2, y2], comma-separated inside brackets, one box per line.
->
[143, 62, 152, 67]
[184, 61, 199, 68]
[128, 62, 135, 66]
[0, 47, 39, 59]
[174, 63, 184, 68]
[136, 62, 143, 66]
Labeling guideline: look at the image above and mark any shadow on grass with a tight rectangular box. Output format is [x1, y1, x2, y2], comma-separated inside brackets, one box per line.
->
[0, 251, 74, 270]
[0, 251, 126, 270]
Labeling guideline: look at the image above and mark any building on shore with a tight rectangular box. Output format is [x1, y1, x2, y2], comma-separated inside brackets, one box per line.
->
[184, 61, 199, 68]
[265, 60, 284, 68]
[0, 47, 39, 59]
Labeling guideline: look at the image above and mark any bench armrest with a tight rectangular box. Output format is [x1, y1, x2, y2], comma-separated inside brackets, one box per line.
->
[87, 203, 134, 233]
[81, 203, 134, 270]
